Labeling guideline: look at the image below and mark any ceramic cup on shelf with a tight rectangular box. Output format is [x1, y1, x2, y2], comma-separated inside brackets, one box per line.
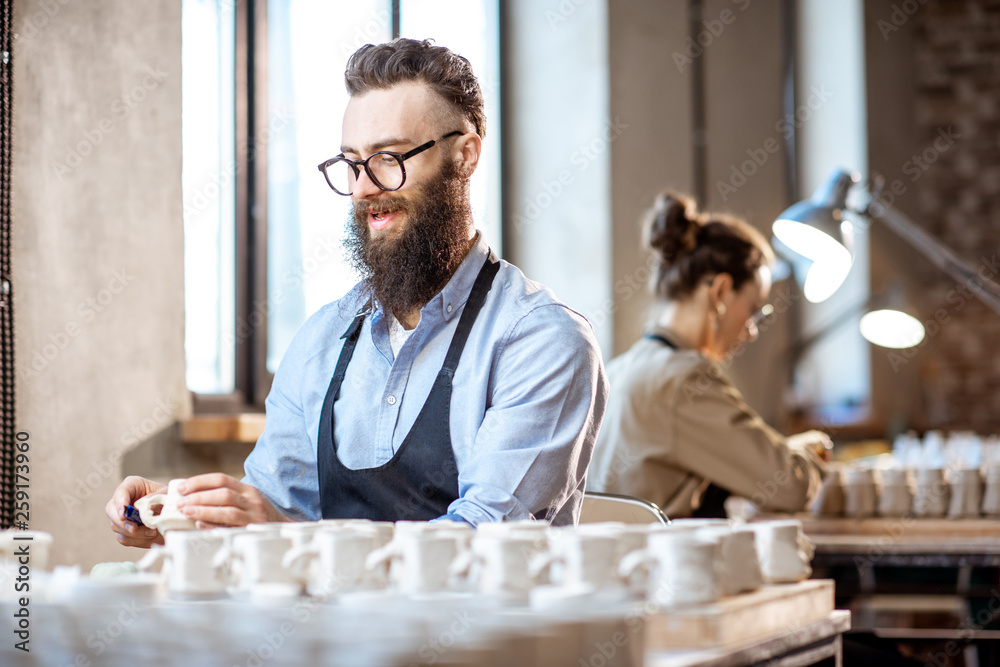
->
[877, 468, 913, 518]
[0, 530, 53, 571]
[982, 465, 1000, 517]
[214, 531, 297, 594]
[618, 532, 721, 608]
[842, 468, 877, 518]
[947, 468, 983, 519]
[138, 530, 226, 598]
[808, 468, 845, 517]
[283, 525, 380, 598]
[745, 520, 813, 584]
[529, 529, 621, 591]
[134, 479, 198, 533]
[912, 468, 950, 518]
[694, 525, 762, 596]
[448, 533, 542, 603]
[364, 531, 461, 595]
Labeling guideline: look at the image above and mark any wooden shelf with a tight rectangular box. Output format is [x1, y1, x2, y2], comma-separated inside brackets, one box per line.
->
[181, 413, 266, 444]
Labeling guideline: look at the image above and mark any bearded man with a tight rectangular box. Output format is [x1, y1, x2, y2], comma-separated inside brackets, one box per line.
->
[107, 39, 607, 545]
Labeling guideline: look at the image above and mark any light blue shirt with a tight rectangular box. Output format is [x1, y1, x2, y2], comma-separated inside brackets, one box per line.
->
[243, 234, 608, 526]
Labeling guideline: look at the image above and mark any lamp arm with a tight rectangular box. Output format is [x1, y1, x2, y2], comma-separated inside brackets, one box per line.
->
[862, 203, 1000, 317]
[787, 295, 871, 364]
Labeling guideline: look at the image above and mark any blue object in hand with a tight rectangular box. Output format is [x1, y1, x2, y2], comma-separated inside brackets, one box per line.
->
[122, 504, 144, 527]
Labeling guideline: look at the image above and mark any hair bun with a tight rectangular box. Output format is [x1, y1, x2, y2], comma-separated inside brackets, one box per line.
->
[645, 192, 700, 263]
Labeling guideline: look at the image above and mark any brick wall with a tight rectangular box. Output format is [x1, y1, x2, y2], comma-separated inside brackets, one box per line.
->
[911, 0, 1000, 430]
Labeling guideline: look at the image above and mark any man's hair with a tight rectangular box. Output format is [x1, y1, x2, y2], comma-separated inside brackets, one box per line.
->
[345, 38, 486, 139]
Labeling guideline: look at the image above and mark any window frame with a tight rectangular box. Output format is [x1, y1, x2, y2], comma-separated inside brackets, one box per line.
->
[190, 0, 504, 413]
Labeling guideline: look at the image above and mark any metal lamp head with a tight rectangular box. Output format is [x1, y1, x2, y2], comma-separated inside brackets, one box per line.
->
[772, 170, 860, 303]
[860, 283, 925, 350]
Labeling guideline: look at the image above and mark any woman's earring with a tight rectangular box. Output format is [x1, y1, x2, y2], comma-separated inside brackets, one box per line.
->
[716, 303, 727, 319]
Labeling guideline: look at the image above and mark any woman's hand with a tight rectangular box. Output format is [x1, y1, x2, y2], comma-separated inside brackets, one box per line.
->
[788, 430, 833, 462]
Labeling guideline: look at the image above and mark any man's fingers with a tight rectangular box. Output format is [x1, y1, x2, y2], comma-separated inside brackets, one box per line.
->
[181, 504, 246, 527]
[180, 473, 240, 495]
[177, 487, 246, 510]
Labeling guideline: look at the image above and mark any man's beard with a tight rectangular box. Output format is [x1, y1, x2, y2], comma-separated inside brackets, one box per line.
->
[344, 159, 473, 321]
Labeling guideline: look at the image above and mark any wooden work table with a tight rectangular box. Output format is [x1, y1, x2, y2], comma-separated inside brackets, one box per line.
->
[798, 514, 1000, 663]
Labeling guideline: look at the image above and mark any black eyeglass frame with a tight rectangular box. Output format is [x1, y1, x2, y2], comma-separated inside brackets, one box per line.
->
[317, 130, 463, 195]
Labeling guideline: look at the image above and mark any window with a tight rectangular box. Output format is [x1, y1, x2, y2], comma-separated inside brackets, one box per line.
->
[182, 0, 502, 409]
[792, 0, 871, 422]
[182, 0, 236, 395]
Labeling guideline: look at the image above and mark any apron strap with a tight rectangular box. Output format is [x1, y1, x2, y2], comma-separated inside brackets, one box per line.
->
[440, 252, 500, 375]
[331, 300, 371, 401]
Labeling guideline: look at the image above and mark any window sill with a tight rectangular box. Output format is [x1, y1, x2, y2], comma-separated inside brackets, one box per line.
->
[181, 413, 266, 444]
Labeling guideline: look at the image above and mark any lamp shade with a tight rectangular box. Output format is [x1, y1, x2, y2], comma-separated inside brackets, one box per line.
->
[859, 309, 925, 349]
[773, 170, 859, 303]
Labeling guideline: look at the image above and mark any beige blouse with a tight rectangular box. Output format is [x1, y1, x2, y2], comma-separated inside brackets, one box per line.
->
[588, 327, 824, 518]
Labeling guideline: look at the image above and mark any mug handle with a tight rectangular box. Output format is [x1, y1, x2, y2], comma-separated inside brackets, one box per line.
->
[137, 546, 168, 573]
[528, 550, 557, 580]
[133, 493, 168, 530]
[212, 543, 232, 571]
[364, 541, 398, 573]
[617, 548, 655, 579]
[447, 548, 478, 584]
[282, 543, 317, 576]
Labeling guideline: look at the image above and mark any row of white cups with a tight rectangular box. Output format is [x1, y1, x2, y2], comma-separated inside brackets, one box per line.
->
[129, 517, 814, 610]
[811, 464, 1000, 518]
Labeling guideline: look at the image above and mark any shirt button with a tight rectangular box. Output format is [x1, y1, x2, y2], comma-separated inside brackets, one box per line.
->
[386, 395, 396, 405]
[447, 304, 453, 313]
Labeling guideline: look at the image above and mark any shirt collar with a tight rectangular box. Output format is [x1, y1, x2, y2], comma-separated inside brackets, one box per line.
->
[647, 324, 694, 350]
[425, 232, 489, 324]
[368, 232, 489, 329]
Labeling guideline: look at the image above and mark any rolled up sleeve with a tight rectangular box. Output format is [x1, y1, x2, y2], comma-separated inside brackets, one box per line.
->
[669, 362, 823, 512]
[444, 305, 609, 526]
[242, 322, 322, 521]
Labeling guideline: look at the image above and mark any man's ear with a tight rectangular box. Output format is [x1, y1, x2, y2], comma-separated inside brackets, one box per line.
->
[452, 132, 481, 178]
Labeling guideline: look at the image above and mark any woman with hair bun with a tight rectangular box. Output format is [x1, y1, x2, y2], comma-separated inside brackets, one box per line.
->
[588, 192, 829, 518]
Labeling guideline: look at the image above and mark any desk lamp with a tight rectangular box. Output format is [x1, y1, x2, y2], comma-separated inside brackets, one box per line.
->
[772, 168, 1000, 349]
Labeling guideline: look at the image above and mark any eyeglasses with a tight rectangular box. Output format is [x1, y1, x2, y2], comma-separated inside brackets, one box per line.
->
[745, 303, 774, 338]
[318, 130, 463, 196]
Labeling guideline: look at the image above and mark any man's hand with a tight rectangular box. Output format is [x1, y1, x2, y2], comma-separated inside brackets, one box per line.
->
[174, 473, 289, 528]
[106, 476, 167, 548]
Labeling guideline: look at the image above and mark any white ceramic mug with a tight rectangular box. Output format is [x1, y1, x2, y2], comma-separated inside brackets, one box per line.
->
[809, 468, 845, 517]
[214, 532, 296, 592]
[877, 468, 912, 517]
[530, 529, 620, 590]
[279, 521, 330, 550]
[695, 525, 762, 596]
[747, 520, 813, 584]
[0, 530, 52, 571]
[843, 468, 877, 518]
[365, 532, 460, 594]
[572, 522, 649, 595]
[134, 479, 197, 532]
[138, 530, 225, 597]
[284, 526, 380, 597]
[982, 465, 1000, 516]
[619, 532, 721, 608]
[948, 468, 982, 518]
[449, 533, 541, 602]
[912, 468, 950, 517]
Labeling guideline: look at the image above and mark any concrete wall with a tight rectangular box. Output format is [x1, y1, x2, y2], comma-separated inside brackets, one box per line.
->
[13, 0, 188, 569]
[605, 0, 794, 425]
[503, 0, 613, 353]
